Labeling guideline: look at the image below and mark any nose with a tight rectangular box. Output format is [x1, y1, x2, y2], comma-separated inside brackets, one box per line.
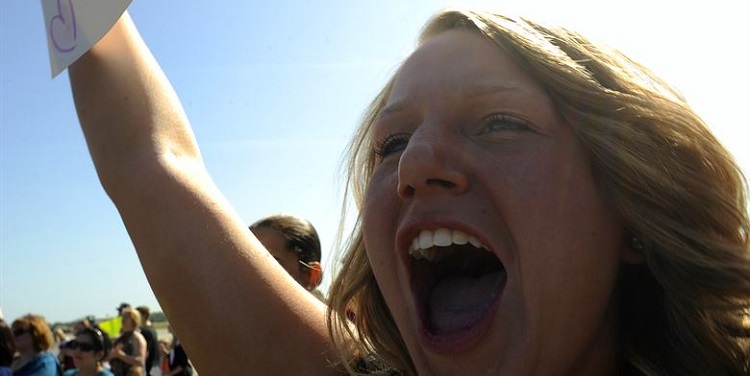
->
[397, 130, 469, 199]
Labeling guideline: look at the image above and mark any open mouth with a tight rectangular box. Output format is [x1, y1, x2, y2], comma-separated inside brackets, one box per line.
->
[409, 228, 507, 336]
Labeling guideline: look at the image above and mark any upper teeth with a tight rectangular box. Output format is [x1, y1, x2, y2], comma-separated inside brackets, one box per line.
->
[408, 228, 487, 261]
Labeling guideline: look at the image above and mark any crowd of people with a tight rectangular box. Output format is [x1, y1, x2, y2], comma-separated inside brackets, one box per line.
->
[1, 213, 325, 376]
[0, 305, 194, 376]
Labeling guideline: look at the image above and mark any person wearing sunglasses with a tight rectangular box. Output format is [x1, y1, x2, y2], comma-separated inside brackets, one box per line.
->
[62, 328, 113, 376]
[10, 314, 60, 376]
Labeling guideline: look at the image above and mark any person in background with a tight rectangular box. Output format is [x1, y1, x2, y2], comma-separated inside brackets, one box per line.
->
[108, 308, 145, 376]
[155, 341, 169, 376]
[53, 327, 75, 372]
[163, 330, 191, 376]
[10, 314, 60, 376]
[249, 214, 325, 301]
[62, 328, 113, 376]
[0, 319, 16, 376]
[115, 305, 130, 319]
[71, 321, 91, 337]
[134, 307, 157, 376]
[115, 303, 131, 338]
[61, 318, 97, 373]
[51, 328, 67, 346]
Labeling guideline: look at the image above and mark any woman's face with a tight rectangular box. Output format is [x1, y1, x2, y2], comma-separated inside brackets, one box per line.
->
[11, 326, 33, 353]
[121, 313, 135, 331]
[253, 227, 306, 286]
[362, 29, 626, 375]
[71, 333, 101, 369]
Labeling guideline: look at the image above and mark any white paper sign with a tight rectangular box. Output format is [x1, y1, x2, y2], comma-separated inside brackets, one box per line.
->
[41, 0, 132, 77]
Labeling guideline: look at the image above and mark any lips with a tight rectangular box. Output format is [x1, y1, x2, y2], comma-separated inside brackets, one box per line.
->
[405, 227, 507, 344]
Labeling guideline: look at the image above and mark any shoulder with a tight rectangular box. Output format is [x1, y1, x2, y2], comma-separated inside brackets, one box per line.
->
[133, 330, 146, 339]
[133, 331, 147, 344]
[97, 370, 115, 376]
[139, 326, 156, 337]
[38, 353, 58, 364]
[14, 353, 60, 375]
[116, 331, 133, 342]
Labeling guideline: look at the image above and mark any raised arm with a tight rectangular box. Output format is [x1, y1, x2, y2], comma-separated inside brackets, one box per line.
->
[68, 12, 338, 375]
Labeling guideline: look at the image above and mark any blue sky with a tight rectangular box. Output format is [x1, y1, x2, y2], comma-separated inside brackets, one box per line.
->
[1, 1, 748, 324]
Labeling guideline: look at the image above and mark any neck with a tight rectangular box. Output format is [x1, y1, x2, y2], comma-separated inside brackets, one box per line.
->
[77, 363, 103, 376]
[19, 349, 38, 360]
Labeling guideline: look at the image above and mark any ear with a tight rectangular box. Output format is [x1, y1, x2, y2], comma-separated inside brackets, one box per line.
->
[305, 261, 323, 290]
[622, 234, 646, 264]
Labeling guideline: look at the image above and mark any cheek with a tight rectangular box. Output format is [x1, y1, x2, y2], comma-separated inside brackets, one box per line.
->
[278, 253, 302, 279]
[362, 168, 399, 261]
[362, 168, 405, 299]
[14, 336, 32, 348]
[508, 149, 623, 343]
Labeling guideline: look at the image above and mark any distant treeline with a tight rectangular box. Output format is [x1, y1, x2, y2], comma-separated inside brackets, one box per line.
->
[150, 311, 167, 322]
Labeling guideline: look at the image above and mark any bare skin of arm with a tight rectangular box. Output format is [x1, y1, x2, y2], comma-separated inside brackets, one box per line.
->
[68, 12, 339, 375]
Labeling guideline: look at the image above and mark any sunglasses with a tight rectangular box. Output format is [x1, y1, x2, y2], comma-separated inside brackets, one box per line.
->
[12, 328, 28, 337]
[67, 340, 97, 352]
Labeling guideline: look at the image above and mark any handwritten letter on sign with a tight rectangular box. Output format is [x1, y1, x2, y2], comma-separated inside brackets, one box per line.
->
[41, 0, 133, 77]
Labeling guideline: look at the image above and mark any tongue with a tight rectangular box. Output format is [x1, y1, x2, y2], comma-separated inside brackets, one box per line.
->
[427, 271, 505, 333]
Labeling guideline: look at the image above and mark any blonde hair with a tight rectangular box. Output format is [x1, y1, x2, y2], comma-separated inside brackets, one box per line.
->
[121, 307, 143, 328]
[327, 8, 750, 376]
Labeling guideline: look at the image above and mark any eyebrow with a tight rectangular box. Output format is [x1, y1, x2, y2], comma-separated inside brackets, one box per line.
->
[377, 81, 522, 120]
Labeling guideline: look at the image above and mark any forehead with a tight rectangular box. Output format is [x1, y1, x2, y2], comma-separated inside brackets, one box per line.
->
[383, 29, 547, 115]
[253, 227, 290, 253]
[76, 333, 95, 342]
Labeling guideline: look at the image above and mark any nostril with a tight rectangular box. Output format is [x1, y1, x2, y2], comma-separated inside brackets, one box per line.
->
[400, 178, 458, 199]
[401, 185, 416, 198]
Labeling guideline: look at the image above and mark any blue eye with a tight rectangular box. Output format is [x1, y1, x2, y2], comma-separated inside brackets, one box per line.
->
[482, 114, 530, 133]
[374, 133, 410, 159]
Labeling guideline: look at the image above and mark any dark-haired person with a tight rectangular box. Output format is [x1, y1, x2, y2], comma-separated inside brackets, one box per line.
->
[162, 330, 192, 376]
[134, 306, 157, 376]
[10, 314, 60, 376]
[62, 328, 113, 376]
[250, 214, 324, 300]
[115, 304, 130, 319]
[0, 319, 15, 376]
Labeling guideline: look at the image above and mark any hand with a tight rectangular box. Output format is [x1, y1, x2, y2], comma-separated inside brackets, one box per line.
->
[110, 347, 126, 359]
